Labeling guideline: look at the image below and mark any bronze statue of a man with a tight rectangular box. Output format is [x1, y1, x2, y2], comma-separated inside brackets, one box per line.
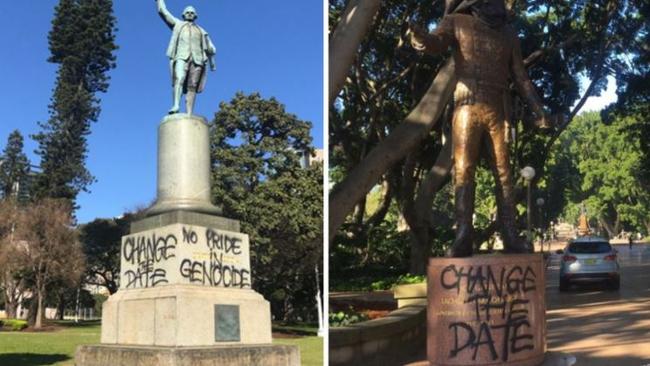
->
[410, 0, 551, 257]
[157, 0, 216, 115]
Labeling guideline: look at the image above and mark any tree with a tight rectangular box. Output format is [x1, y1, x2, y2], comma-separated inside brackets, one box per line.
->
[32, 0, 117, 205]
[15, 199, 85, 329]
[0, 200, 26, 319]
[79, 217, 128, 295]
[604, 5, 650, 184]
[79, 209, 146, 295]
[550, 112, 650, 237]
[210, 92, 322, 321]
[329, 0, 645, 274]
[0, 130, 30, 200]
[329, 0, 381, 102]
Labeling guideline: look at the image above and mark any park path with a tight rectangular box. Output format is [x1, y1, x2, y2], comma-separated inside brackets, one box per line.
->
[545, 242, 650, 365]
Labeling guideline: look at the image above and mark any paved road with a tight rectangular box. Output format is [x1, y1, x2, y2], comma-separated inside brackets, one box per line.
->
[546, 243, 650, 365]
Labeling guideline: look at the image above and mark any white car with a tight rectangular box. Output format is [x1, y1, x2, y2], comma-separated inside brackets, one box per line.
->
[559, 236, 620, 291]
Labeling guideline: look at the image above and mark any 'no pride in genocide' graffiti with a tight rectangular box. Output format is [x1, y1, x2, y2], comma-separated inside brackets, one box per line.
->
[121, 224, 251, 290]
[428, 257, 545, 365]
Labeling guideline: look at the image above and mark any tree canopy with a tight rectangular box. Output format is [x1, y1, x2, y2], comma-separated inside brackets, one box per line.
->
[210, 92, 322, 321]
[0, 130, 30, 201]
[33, 0, 118, 205]
[79, 216, 130, 295]
[547, 112, 650, 236]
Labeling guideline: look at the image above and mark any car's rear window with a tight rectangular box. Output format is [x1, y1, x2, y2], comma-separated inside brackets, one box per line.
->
[568, 242, 612, 254]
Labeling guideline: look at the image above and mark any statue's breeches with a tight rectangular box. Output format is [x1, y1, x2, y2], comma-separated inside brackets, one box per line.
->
[453, 103, 512, 188]
[173, 60, 204, 93]
[183, 62, 203, 91]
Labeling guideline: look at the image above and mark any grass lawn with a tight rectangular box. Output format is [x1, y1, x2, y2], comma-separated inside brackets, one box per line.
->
[0, 320, 323, 366]
[0, 321, 100, 366]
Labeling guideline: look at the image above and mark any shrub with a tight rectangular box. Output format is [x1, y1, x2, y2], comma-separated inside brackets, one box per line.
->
[329, 309, 370, 327]
[2, 319, 28, 331]
[369, 273, 426, 291]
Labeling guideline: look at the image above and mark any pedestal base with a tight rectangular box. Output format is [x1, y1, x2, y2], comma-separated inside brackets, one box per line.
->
[101, 285, 272, 347]
[427, 254, 546, 366]
[75, 344, 300, 366]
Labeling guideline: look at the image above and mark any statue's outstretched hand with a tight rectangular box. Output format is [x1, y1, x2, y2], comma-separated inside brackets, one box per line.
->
[408, 22, 429, 52]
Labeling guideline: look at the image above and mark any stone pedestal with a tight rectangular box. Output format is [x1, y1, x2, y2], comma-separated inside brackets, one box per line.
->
[427, 254, 546, 366]
[147, 114, 221, 216]
[76, 114, 299, 365]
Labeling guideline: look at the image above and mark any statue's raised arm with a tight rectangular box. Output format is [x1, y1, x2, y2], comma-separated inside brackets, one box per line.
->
[157, 0, 179, 29]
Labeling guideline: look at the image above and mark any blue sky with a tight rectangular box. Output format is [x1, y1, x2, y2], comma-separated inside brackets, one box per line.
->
[0, 1, 323, 223]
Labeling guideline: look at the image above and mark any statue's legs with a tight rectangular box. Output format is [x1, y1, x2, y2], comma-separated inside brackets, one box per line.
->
[170, 60, 188, 114]
[448, 105, 482, 257]
[482, 103, 531, 253]
[184, 63, 203, 116]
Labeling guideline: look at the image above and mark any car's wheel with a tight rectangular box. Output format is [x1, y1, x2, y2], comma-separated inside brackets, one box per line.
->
[559, 278, 569, 292]
[609, 277, 620, 291]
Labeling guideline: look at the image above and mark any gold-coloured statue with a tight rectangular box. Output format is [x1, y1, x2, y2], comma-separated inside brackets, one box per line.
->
[410, 0, 552, 257]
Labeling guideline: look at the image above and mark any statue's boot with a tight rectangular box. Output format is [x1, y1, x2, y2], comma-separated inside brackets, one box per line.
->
[497, 192, 533, 254]
[446, 185, 475, 257]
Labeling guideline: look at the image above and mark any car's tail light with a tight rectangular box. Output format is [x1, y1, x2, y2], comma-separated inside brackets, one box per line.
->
[604, 254, 617, 261]
[563, 255, 577, 262]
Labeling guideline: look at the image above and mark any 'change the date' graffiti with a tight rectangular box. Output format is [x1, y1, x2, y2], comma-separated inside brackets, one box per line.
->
[122, 233, 177, 288]
[440, 264, 537, 362]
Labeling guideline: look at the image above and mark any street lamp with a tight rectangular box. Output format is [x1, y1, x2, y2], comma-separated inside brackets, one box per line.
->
[521, 166, 535, 245]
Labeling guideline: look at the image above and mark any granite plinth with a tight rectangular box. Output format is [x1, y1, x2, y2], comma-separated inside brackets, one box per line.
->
[101, 285, 271, 347]
[427, 254, 546, 366]
[147, 114, 221, 217]
[75, 344, 300, 366]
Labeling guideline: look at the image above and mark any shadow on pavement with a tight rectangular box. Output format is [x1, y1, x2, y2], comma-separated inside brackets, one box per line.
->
[0, 353, 70, 366]
[545, 245, 650, 365]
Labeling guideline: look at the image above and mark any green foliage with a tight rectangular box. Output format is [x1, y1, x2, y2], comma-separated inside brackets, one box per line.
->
[0, 131, 30, 201]
[330, 200, 411, 289]
[329, 308, 370, 327]
[547, 112, 650, 236]
[210, 92, 321, 322]
[1, 319, 28, 332]
[79, 216, 132, 294]
[370, 273, 425, 291]
[33, 0, 118, 204]
[272, 322, 319, 336]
